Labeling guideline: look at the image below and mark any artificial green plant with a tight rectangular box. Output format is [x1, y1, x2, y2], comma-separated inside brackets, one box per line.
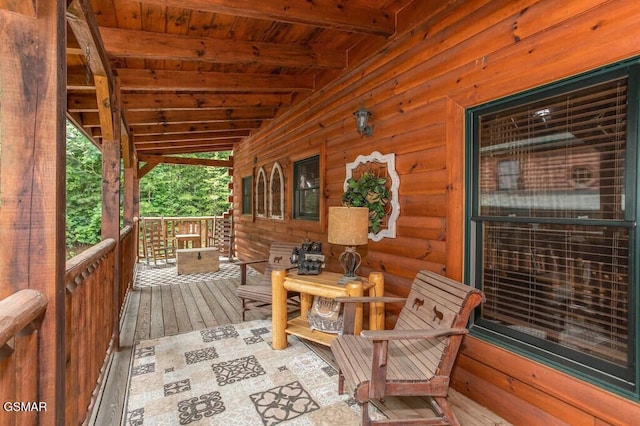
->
[341, 171, 391, 233]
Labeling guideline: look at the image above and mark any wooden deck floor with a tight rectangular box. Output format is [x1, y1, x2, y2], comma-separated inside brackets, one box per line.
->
[90, 262, 510, 425]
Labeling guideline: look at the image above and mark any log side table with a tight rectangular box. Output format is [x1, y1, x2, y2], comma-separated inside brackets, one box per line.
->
[271, 270, 384, 350]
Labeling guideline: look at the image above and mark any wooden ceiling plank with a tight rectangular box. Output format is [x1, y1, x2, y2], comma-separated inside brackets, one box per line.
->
[68, 92, 99, 112]
[116, 68, 314, 91]
[131, 0, 394, 36]
[125, 121, 263, 135]
[137, 144, 237, 155]
[100, 27, 345, 69]
[125, 108, 275, 125]
[67, 66, 95, 90]
[121, 92, 292, 110]
[134, 130, 250, 143]
[70, 92, 292, 111]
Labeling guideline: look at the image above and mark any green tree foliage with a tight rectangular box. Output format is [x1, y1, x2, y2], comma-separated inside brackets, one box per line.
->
[66, 123, 103, 248]
[138, 152, 231, 217]
[66, 122, 231, 250]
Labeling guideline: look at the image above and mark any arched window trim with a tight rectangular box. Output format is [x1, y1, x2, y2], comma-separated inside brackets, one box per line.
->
[255, 167, 267, 217]
[269, 161, 284, 220]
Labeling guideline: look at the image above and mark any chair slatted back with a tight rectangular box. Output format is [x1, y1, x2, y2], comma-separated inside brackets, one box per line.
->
[393, 270, 484, 376]
[259, 242, 298, 286]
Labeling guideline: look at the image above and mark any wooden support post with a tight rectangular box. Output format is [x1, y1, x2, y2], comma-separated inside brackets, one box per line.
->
[271, 269, 288, 350]
[124, 167, 137, 226]
[300, 293, 313, 320]
[368, 272, 385, 331]
[0, 1, 66, 424]
[345, 281, 364, 335]
[98, 75, 122, 351]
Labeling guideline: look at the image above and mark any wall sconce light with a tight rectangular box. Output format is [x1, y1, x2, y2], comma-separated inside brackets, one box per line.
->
[353, 104, 373, 137]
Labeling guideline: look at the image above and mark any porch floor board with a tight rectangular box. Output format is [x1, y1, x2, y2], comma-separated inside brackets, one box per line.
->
[91, 261, 510, 425]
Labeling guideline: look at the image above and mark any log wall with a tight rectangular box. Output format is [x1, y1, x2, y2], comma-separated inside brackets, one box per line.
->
[232, 0, 640, 423]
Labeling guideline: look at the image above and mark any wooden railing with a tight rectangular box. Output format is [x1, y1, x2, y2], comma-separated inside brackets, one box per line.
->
[64, 238, 116, 425]
[0, 289, 48, 423]
[0, 218, 177, 424]
[139, 214, 233, 263]
[120, 223, 136, 308]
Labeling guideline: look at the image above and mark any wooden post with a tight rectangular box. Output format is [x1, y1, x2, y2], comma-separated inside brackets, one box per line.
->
[271, 269, 288, 349]
[300, 293, 313, 320]
[445, 99, 465, 281]
[124, 168, 136, 226]
[368, 272, 385, 331]
[345, 281, 364, 335]
[98, 75, 122, 351]
[0, 1, 66, 424]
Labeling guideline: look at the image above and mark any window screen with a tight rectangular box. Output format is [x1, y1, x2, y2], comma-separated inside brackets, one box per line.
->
[469, 65, 637, 391]
[293, 156, 320, 220]
[241, 176, 252, 215]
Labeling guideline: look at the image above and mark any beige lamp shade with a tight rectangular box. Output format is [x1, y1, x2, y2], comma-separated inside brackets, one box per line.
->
[327, 206, 369, 246]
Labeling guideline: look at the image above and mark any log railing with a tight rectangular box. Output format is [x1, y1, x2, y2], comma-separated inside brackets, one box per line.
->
[1, 229, 135, 424]
[64, 238, 116, 425]
[0, 289, 48, 423]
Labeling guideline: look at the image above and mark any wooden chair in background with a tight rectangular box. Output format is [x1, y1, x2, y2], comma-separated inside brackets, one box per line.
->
[142, 219, 173, 265]
[331, 270, 484, 425]
[237, 242, 300, 321]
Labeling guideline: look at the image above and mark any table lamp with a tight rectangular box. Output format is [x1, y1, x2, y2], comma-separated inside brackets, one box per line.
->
[327, 206, 369, 285]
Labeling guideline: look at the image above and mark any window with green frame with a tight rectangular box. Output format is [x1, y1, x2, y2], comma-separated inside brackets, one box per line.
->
[467, 60, 638, 397]
[241, 175, 252, 215]
[293, 155, 320, 220]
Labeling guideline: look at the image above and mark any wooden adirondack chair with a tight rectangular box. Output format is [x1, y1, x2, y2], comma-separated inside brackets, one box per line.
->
[331, 270, 484, 425]
[237, 242, 300, 321]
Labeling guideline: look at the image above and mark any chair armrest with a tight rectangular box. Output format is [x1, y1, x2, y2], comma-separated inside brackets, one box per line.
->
[334, 296, 405, 304]
[238, 258, 268, 285]
[360, 328, 469, 341]
[237, 258, 269, 266]
[364, 327, 469, 399]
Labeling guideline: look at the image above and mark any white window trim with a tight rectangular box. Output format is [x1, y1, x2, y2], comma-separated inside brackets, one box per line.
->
[269, 161, 284, 220]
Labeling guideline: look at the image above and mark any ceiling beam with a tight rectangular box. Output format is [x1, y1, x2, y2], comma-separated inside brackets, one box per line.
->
[135, 140, 242, 153]
[138, 154, 234, 168]
[131, 0, 394, 36]
[122, 93, 292, 111]
[116, 68, 315, 92]
[138, 144, 236, 155]
[100, 27, 345, 69]
[81, 109, 273, 127]
[66, 0, 112, 79]
[93, 121, 263, 138]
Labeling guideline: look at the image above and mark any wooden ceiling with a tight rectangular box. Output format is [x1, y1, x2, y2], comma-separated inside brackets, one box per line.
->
[66, 0, 413, 162]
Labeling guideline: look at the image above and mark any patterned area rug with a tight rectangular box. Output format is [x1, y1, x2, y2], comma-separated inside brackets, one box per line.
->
[125, 320, 381, 425]
[135, 260, 260, 287]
